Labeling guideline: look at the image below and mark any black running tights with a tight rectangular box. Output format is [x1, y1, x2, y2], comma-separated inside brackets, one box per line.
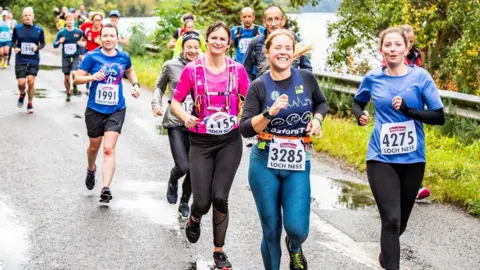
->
[367, 161, 425, 270]
[189, 130, 243, 247]
[167, 127, 192, 202]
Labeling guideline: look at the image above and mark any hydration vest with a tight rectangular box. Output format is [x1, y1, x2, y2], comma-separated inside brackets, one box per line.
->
[192, 57, 241, 119]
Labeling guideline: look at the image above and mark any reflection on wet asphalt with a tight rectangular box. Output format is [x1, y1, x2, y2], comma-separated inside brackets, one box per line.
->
[0, 200, 28, 269]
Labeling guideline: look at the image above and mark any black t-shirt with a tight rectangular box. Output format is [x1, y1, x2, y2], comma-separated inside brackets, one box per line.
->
[240, 69, 328, 138]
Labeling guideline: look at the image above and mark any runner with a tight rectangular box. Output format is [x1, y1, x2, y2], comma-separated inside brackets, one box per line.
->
[230, 7, 264, 63]
[0, 10, 12, 68]
[83, 12, 102, 53]
[151, 31, 201, 218]
[7, 9, 16, 66]
[172, 19, 206, 57]
[351, 27, 445, 270]
[243, 5, 312, 81]
[53, 13, 83, 102]
[170, 21, 249, 269]
[73, 23, 141, 203]
[12, 7, 45, 114]
[240, 29, 327, 270]
[108, 10, 129, 52]
[167, 13, 195, 49]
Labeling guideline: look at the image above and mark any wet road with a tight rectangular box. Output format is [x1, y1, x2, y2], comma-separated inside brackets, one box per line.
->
[0, 49, 479, 270]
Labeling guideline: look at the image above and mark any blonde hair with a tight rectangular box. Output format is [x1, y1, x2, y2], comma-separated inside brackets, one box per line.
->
[399, 24, 414, 34]
[89, 12, 104, 21]
[264, 29, 313, 59]
[379, 26, 410, 49]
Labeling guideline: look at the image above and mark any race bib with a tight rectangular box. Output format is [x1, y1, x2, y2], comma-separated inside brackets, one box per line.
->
[95, 83, 119, 106]
[183, 95, 193, 114]
[380, 120, 417, 155]
[239, 38, 252, 53]
[21, 42, 35, 55]
[205, 112, 237, 135]
[64, 43, 77, 55]
[0, 32, 9, 39]
[268, 138, 306, 171]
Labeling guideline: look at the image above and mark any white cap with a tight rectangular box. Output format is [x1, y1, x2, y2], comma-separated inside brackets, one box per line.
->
[1, 11, 8, 16]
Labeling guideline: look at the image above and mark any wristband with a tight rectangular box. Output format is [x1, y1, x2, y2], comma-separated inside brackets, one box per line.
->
[313, 117, 322, 126]
[132, 82, 140, 88]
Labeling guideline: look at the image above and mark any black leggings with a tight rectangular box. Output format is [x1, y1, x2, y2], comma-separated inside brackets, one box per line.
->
[189, 129, 243, 247]
[367, 161, 425, 270]
[167, 126, 192, 203]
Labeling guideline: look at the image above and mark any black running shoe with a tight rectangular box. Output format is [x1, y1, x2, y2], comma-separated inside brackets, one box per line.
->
[213, 251, 232, 269]
[166, 182, 178, 204]
[85, 166, 96, 190]
[100, 186, 112, 203]
[178, 202, 189, 219]
[286, 236, 308, 270]
[185, 215, 201, 243]
[379, 252, 386, 269]
[17, 94, 25, 108]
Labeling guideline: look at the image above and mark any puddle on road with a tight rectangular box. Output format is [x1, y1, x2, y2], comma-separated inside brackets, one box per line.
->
[39, 65, 61, 71]
[34, 88, 48, 98]
[0, 200, 29, 268]
[310, 175, 375, 210]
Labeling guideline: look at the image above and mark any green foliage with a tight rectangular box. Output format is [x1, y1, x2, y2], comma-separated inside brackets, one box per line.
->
[10, 0, 82, 29]
[125, 23, 148, 56]
[328, 0, 480, 95]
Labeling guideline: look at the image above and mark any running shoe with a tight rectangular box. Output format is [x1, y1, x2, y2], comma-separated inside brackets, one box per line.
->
[416, 187, 431, 200]
[166, 182, 178, 204]
[286, 236, 308, 270]
[213, 251, 232, 269]
[185, 215, 201, 243]
[17, 94, 25, 108]
[178, 202, 189, 219]
[66, 92, 71, 102]
[379, 252, 386, 269]
[100, 186, 112, 203]
[27, 104, 34, 114]
[2, 63, 7, 69]
[85, 166, 96, 190]
[73, 85, 79, 95]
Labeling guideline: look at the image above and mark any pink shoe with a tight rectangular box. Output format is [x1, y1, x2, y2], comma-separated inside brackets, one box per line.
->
[416, 187, 431, 200]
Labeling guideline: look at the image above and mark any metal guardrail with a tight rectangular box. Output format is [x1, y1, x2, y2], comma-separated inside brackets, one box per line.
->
[144, 44, 480, 120]
[314, 71, 480, 121]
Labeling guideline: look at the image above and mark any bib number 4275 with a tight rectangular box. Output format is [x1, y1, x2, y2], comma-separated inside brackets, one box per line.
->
[380, 120, 417, 155]
[268, 138, 306, 171]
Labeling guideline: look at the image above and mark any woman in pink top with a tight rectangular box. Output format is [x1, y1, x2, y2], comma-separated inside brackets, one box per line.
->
[171, 21, 249, 270]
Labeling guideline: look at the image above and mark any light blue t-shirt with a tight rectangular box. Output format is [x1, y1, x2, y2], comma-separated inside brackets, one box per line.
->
[0, 20, 12, 42]
[354, 66, 444, 164]
[230, 25, 265, 63]
[79, 48, 132, 114]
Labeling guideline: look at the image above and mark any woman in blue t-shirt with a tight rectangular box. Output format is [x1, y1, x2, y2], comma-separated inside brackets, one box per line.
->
[74, 23, 141, 203]
[352, 27, 445, 270]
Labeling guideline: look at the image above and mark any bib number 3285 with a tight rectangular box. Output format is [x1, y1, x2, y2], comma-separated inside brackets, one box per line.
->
[205, 112, 237, 135]
[268, 138, 306, 171]
[380, 120, 417, 155]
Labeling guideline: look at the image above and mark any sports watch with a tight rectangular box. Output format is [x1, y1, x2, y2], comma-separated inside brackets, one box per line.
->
[262, 109, 273, 121]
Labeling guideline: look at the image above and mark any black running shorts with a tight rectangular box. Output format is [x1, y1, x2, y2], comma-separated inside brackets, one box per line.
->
[15, 64, 39, 79]
[85, 107, 126, 138]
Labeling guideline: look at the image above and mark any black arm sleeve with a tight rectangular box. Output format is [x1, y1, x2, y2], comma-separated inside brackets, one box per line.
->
[302, 70, 328, 117]
[240, 82, 265, 138]
[400, 100, 445, 125]
[352, 99, 368, 126]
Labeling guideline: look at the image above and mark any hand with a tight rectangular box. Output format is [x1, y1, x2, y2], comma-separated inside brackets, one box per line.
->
[306, 118, 323, 138]
[131, 84, 140, 98]
[90, 70, 105, 81]
[268, 94, 289, 116]
[58, 37, 65, 44]
[183, 114, 199, 129]
[33, 44, 38, 52]
[152, 105, 163, 116]
[392, 96, 403, 110]
[15, 48, 21, 54]
[359, 110, 369, 126]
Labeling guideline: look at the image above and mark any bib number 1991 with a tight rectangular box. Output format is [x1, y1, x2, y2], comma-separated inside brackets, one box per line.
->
[268, 138, 306, 171]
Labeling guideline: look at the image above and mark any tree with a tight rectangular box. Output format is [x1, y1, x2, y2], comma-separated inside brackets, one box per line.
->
[327, 0, 480, 95]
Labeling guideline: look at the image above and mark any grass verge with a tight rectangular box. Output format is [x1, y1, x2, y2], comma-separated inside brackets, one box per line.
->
[314, 116, 480, 216]
[131, 55, 163, 90]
